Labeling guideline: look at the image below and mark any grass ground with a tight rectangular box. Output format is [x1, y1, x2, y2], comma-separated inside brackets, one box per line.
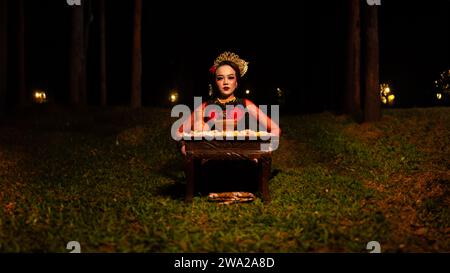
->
[0, 106, 448, 252]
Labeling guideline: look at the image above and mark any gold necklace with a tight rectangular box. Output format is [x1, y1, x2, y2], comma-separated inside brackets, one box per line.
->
[216, 96, 236, 104]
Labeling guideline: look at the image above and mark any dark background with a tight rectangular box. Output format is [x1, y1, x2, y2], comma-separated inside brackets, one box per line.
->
[5, 0, 450, 112]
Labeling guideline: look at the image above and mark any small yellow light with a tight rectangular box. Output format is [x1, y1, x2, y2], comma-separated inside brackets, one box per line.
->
[437, 93, 442, 100]
[381, 97, 387, 104]
[33, 90, 47, 103]
[276, 87, 283, 97]
[245, 89, 250, 95]
[169, 89, 179, 103]
[387, 94, 395, 103]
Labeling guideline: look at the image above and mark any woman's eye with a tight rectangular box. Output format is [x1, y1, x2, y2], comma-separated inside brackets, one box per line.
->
[216, 77, 223, 81]
[228, 76, 235, 80]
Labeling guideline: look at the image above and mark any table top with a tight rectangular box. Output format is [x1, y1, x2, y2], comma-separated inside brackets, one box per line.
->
[179, 130, 276, 140]
[180, 130, 278, 158]
[185, 140, 273, 160]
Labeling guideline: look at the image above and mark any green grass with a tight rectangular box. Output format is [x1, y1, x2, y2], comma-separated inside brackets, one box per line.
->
[0, 106, 449, 252]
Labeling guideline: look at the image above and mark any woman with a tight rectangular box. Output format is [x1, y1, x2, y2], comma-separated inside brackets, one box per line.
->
[179, 51, 281, 155]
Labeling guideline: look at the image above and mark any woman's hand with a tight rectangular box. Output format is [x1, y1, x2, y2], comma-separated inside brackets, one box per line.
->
[181, 143, 187, 156]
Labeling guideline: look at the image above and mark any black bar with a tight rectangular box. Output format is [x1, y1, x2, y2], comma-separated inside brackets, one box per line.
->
[1, 253, 447, 272]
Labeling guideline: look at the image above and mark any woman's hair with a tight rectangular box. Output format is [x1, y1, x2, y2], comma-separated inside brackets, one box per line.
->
[210, 60, 241, 96]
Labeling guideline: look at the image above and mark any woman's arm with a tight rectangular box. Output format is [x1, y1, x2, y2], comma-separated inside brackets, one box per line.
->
[177, 102, 208, 156]
[244, 99, 281, 136]
[178, 102, 208, 133]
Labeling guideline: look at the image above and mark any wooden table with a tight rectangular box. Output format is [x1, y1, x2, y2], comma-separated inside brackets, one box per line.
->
[184, 139, 272, 202]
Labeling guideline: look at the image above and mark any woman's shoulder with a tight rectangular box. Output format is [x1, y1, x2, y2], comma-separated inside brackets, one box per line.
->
[242, 98, 256, 106]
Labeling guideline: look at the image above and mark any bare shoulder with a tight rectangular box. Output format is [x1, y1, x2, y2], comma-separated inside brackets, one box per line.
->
[243, 98, 256, 106]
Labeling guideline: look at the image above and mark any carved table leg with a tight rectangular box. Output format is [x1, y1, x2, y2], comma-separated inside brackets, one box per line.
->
[258, 155, 272, 202]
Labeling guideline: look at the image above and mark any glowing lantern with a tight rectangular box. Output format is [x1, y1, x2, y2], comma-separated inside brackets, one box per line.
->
[387, 94, 395, 104]
[169, 90, 179, 103]
[380, 83, 395, 106]
[33, 90, 47, 104]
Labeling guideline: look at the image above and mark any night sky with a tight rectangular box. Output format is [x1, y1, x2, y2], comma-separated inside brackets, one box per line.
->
[6, 0, 450, 112]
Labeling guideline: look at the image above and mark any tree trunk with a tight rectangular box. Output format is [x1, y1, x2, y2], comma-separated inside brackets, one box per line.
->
[130, 0, 142, 108]
[69, 1, 85, 106]
[344, 0, 361, 117]
[18, 0, 27, 108]
[363, 5, 381, 122]
[81, 0, 93, 106]
[99, 0, 107, 106]
[0, 0, 6, 115]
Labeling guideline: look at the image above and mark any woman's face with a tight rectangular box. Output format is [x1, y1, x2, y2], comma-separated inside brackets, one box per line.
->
[215, 65, 238, 98]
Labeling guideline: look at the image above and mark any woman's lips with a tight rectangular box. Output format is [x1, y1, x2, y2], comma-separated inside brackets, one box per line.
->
[223, 87, 230, 91]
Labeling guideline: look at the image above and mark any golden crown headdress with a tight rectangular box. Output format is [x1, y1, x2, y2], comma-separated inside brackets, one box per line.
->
[210, 51, 249, 77]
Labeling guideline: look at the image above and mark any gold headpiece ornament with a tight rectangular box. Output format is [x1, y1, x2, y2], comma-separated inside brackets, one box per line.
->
[210, 51, 249, 77]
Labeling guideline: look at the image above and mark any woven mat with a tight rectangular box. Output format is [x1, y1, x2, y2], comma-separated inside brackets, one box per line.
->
[208, 192, 256, 205]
